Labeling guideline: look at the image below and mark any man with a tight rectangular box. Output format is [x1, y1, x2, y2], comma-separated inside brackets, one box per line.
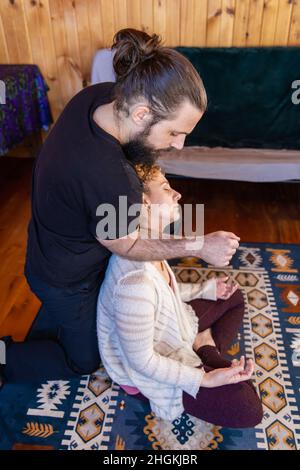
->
[0, 29, 239, 386]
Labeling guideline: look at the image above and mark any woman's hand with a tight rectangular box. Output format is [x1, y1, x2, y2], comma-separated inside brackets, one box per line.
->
[216, 275, 239, 300]
[201, 356, 254, 388]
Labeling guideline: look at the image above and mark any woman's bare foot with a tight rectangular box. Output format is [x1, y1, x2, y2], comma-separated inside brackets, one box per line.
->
[193, 328, 217, 352]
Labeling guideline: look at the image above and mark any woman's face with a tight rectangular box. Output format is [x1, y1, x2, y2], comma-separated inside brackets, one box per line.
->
[142, 171, 182, 233]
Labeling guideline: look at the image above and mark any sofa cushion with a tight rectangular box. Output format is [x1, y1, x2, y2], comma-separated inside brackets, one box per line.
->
[176, 47, 300, 150]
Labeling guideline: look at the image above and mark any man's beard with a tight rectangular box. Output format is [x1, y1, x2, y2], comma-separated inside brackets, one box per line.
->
[121, 122, 170, 168]
[122, 139, 159, 167]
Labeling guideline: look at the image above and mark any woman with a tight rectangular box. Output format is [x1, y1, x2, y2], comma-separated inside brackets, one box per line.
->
[96, 165, 263, 427]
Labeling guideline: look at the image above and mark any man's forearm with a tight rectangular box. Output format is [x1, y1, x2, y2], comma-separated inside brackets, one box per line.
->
[123, 234, 204, 261]
[104, 230, 239, 267]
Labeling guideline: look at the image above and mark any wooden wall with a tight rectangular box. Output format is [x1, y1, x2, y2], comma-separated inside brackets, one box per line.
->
[0, 0, 300, 121]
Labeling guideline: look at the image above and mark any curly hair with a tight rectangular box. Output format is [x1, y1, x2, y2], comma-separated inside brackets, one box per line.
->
[134, 163, 164, 192]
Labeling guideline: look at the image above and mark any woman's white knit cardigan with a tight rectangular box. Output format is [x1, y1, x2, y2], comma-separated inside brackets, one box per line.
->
[96, 254, 217, 421]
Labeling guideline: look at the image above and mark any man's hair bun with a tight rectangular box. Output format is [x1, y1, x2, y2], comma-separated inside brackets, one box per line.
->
[112, 28, 162, 81]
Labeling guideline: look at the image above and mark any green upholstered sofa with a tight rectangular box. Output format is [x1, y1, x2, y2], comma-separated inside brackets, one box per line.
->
[158, 46, 300, 182]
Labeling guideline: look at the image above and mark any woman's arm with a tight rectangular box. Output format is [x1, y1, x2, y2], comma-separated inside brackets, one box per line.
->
[113, 272, 204, 399]
[177, 278, 217, 302]
[178, 276, 240, 302]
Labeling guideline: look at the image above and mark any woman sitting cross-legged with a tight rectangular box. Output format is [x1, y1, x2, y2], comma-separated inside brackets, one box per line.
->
[96, 164, 263, 427]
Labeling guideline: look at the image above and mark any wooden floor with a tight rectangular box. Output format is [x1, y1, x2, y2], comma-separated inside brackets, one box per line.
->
[0, 156, 300, 341]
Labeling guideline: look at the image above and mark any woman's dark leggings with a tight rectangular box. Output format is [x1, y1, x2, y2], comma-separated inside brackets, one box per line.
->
[134, 289, 263, 428]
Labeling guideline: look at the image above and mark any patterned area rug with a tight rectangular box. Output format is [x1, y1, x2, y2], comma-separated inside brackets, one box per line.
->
[0, 242, 300, 451]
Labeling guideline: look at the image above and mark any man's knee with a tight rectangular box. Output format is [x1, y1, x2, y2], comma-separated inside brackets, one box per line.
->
[68, 354, 100, 376]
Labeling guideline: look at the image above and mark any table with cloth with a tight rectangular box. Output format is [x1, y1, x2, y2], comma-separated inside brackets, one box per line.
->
[0, 64, 53, 156]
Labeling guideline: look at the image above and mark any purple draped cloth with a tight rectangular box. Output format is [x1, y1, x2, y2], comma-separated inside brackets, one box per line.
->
[0, 64, 53, 156]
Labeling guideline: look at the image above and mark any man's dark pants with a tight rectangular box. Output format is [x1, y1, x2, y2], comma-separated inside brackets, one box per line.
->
[3, 268, 102, 382]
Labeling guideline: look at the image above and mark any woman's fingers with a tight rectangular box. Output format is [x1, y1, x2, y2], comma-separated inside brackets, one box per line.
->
[224, 365, 245, 383]
[218, 285, 230, 299]
[218, 278, 239, 299]
[216, 280, 230, 298]
[219, 274, 229, 280]
[226, 363, 244, 375]
[232, 359, 254, 383]
[207, 357, 254, 387]
[231, 283, 239, 294]
[242, 358, 254, 376]
[227, 357, 254, 383]
[232, 355, 244, 369]
[226, 281, 238, 294]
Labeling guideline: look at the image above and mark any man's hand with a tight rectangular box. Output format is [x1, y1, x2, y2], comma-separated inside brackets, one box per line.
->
[199, 231, 240, 266]
[201, 356, 254, 388]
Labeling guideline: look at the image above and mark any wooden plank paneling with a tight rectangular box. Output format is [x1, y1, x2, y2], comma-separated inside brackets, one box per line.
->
[206, 0, 222, 46]
[127, 0, 141, 30]
[0, 0, 32, 63]
[0, 0, 299, 121]
[154, 0, 180, 46]
[0, 8, 9, 63]
[99, 0, 115, 46]
[140, 0, 154, 34]
[86, 0, 104, 52]
[114, 0, 129, 31]
[192, 0, 208, 46]
[23, 0, 62, 120]
[274, 0, 294, 46]
[73, 0, 94, 86]
[49, 0, 82, 108]
[219, 0, 236, 47]
[289, 0, 300, 45]
[180, 0, 210, 47]
[180, 0, 194, 45]
[260, 0, 280, 46]
[63, 0, 83, 91]
[232, 0, 250, 46]
[246, 0, 264, 46]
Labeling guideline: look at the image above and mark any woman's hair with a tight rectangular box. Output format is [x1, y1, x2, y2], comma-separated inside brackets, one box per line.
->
[134, 163, 163, 192]
[111, 28, 207, 123]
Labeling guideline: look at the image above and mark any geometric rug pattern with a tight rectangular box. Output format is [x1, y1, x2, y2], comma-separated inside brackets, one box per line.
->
[0, 242, 299, 450]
